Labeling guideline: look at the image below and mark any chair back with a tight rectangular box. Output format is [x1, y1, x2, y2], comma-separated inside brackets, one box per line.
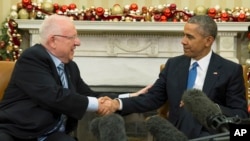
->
[0, 61, 15, 101]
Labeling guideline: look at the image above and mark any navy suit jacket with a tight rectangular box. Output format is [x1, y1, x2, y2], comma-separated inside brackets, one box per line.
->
[0, 44, 117, 139]
[120, 52, 248, 139]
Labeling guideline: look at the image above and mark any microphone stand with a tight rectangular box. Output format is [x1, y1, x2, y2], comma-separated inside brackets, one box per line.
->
[189, 132, 229, 141]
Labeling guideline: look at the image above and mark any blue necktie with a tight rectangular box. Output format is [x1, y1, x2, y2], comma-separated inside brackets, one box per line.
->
[57, 63, 68, 88]
[187, 62, 198, 89]
[57, 63, 68, 132]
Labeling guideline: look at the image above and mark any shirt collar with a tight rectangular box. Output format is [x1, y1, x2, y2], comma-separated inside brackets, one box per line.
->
[190, 50, 212, 71]
[47, 51, 62, 67]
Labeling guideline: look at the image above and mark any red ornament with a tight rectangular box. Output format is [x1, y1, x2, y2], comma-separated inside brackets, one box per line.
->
[130, 3, 138, 11]
[163, 8, 172, 17]
[22, 0, 31, 7]
[160, 15, 167, 22]
[61, 5, 68, 13]
[26, 4, 33, 12]
[68, 3, 77, 10]
[153, 14, 161, 21]
[53, 3, 60, 12]
[169, 3, 177, 11]
[221, 12, 229, 21]
[238, 13, 246, 22]
[95, 7, 104, 16]
[208, 8, 217, 18]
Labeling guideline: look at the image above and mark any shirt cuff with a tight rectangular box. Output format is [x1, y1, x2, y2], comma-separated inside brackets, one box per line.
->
[119, 93, 130, 98]
[116, 98, 123, 110]
[87, 97, 98, 112]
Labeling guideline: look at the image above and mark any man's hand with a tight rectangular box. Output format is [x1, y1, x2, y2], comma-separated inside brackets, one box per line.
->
[97, 96, 112, 116]
[97, 97, 120, 116]
[97, 96, 120, 116]
[129, 84, 152, 97]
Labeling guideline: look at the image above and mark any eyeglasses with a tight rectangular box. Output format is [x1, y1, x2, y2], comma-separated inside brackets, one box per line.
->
[53, 35, 78, 40]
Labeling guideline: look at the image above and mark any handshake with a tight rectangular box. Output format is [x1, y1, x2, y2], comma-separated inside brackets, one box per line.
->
[97, 97, 120, 116]
[96, 84, 152, 116]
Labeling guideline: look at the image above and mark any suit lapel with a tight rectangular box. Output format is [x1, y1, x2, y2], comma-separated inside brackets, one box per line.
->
[203, 53, 221, 96]
[175, 58, 190, 94]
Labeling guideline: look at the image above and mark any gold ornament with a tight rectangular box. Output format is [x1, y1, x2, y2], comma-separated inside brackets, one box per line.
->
[194, 5, 207, 15]
[7, 45, 13, 52]
[18, 8, 29, 19]
[41, 0, 54, 13]
[111, 4, 124, 15]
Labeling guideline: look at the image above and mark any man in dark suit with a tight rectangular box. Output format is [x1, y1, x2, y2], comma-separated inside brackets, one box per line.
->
[0, 15, 149, 141]
[107, 15, 249, 139]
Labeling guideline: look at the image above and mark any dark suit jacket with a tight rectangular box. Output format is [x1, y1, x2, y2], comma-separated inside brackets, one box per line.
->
[0, 44, 117, 139]
[120, 52, 248, 139]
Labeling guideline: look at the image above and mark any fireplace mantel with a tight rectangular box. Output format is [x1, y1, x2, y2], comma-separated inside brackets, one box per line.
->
[15, 20, 250, 89]
[16, 20, 249, 32]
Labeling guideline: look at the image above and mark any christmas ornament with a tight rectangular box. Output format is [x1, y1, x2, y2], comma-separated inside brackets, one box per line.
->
[221, 12, 229, 21]
[194, 5, 207, 15]
[9, 5, 18, 19]
[0, 18, 22, 61]
[41, 0, 54, 13]
[208, 8, 217, 18]
[68, 3, 77, 10]
[111, 4, 123, 15]
[130, 3, 138, 11]
[18, 8, 29, 19]
[22, 0, 31, 7]
[238, 13, 246, 22]
[95, 7, 104, 16]
[53, 3, 60, 12]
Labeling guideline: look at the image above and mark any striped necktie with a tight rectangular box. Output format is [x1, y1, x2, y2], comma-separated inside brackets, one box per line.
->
[57, 63, 68, 88]
[187, 62, 198, 89]
[56, 63, 67, 132]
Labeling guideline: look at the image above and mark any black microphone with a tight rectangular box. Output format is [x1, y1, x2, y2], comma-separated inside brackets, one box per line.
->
[145, 115, 188, 141]
[89, 113, 127, 141]
[181, 89, 237, 133]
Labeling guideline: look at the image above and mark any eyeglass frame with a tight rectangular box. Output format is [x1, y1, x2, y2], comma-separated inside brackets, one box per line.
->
[53, 35, 78, 40]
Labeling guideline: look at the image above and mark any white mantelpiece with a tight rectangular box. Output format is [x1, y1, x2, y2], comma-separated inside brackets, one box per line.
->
[16, 20, 250, 90]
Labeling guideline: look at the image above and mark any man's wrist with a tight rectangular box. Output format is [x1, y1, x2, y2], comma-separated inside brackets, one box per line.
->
[113, 99, 122, 111]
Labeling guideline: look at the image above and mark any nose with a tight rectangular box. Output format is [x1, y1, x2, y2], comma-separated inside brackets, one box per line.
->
[181, 36, 186, 45]
[74, 37, 81, 46]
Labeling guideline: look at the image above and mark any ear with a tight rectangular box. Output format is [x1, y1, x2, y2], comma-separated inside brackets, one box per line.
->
[47, 35, 56, 49]
[205, 36, 214, 47]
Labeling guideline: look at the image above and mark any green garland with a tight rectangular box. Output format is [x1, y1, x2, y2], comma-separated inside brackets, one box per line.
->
[0, 18, 22, 61]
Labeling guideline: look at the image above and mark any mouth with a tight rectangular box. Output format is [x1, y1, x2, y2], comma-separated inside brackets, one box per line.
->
[183, 47, 190, 51]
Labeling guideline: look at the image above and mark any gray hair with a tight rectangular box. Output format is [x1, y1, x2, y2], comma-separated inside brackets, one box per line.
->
[187, 15, 217, 39]
[39, 15, 71, 45]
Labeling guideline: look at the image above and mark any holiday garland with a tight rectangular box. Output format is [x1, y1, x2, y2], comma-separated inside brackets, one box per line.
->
[1, 0, 250, 61]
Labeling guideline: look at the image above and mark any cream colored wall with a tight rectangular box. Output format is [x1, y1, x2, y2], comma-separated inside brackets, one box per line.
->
[1, 0, 250, 26]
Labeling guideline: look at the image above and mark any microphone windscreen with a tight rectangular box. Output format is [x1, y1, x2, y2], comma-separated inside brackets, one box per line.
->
[145, 115, 188, 141]
[181, 89, 222, 130]
[98, 113, 127, 141]
[89, 116, 101, 140]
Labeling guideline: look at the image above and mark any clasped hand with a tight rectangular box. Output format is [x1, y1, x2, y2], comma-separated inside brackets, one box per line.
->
[97, 96, 119, 116]
[97, 84, 152, 116]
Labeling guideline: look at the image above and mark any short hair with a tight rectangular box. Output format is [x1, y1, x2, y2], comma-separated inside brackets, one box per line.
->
[39, 15, 72, 44]
[187, 15, 217, 39]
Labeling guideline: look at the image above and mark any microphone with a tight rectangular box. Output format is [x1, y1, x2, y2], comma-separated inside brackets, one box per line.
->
[181, 89, 240, 133]
[89, 113, 127, 141]
[145, 115, 188, 141]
